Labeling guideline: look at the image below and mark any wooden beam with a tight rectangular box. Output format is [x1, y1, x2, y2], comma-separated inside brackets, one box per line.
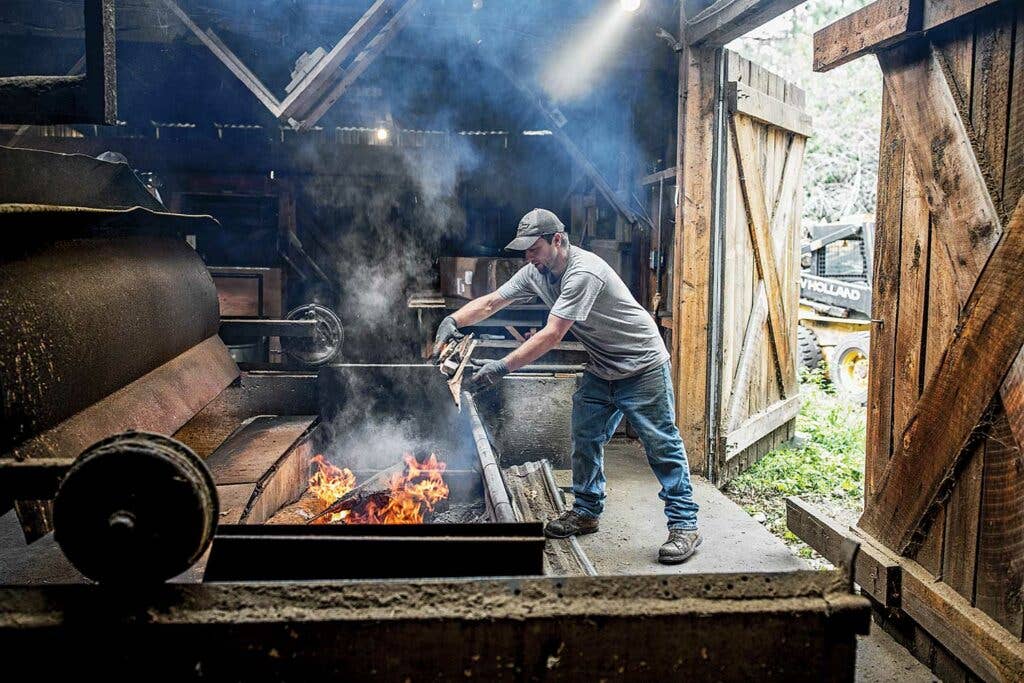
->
[725, 394, 800, 458]
[863, 88, 904, 500]
[922, 0, 1005, 31]
[859, 194, 1024, 554]
[278, 0, 394, 120]
[639, 167, 677, 186]
[813, 0, 1004, 73]
[813, 0, 921, 73]
[786, 497, 901, 607]
[673, 44, 718, 475]
[773, 497, 1024, 682]
[686, 0, 805, 48]
[725, 81, 813, 137]
[724, 282, 769, 430]
[730, 113, 798, 397]
[160, 0, 282, 116]
[297, 0, 419, 129]
[8, 54, 85, 144]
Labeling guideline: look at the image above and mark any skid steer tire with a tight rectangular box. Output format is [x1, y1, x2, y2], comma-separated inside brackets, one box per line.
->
[797, 324, 824, 372]
[830, 332, 870, 405]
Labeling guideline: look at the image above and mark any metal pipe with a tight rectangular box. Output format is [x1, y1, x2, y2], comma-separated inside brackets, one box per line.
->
[464, 393, 516, 523]
[509, 364, 586, 374]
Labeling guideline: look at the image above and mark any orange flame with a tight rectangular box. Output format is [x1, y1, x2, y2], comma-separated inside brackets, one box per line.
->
[342, 452, 450, 524]
[308, 454, 356, 505]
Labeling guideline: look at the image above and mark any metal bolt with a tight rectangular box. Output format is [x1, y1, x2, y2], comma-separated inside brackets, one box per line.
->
[108, 510, 136, 534]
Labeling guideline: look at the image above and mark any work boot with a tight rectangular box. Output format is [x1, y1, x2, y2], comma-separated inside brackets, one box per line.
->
[544, 509, 599, 538]
[658, 529, 702, 564]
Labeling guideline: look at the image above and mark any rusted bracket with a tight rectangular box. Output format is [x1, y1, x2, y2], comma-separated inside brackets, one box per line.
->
[0, 0, 115, 125]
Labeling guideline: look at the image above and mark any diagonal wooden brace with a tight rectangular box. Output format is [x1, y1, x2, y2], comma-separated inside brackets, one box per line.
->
[730, 113, 798, 398]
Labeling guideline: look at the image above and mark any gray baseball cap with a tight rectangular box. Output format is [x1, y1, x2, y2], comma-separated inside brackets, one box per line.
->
[504, 208, 565, 250]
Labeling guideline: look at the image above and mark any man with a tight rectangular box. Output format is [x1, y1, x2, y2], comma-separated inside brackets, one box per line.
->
[435, 208, 701, 564]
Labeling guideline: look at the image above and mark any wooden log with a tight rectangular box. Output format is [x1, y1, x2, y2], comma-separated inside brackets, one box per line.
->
[266, 485, 330, 525]
[308, 461, 406, 524]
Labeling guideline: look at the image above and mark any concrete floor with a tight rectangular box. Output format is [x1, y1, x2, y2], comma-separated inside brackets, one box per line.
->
[558, 438, 805, 574]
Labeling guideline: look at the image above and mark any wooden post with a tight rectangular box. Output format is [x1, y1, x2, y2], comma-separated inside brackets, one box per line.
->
[673, 13, 718, 475]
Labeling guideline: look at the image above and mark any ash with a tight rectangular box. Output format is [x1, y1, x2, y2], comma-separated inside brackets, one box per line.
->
[431, 500, 489, 524]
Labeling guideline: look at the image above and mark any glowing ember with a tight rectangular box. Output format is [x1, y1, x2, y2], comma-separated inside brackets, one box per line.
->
[342, 452, 450, 525]
[308, 454, 356, 505]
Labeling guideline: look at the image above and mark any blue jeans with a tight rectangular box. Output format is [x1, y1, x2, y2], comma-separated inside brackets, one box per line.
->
[570, 361, 699, 530]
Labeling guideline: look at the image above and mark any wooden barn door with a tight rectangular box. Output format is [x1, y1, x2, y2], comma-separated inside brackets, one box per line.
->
[713, 52, 809, 484]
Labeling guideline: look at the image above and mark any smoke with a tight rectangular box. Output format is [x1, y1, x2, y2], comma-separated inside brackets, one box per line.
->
[316, 365, 475, 472]
[540, 3, 636, 102]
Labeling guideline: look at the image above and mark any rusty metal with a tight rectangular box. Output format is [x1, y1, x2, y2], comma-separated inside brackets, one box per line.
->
[0, 234, 225, 457]
[0, 459, 71, 503]
[219, 319, 318, 338]
[0, 0, 115, 125]
[505, 460, 598, 576]
[1, 178, 234, 540]
[281, 304, 344, 366]
[203, 522, 545, 582]
[0, 145, 164, 210]
[53, 432, 218, 584]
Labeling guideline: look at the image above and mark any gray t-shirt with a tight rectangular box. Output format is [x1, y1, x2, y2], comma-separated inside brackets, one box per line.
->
[496, 246, 670, 380]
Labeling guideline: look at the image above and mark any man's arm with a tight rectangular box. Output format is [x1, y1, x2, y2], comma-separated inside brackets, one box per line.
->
[451, 291, 514, 327]
[501, 315, 573, 372]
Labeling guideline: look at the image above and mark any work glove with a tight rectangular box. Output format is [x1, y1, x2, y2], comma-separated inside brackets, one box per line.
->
[433, 315, 463, 358]
[464, 359, 509, 394]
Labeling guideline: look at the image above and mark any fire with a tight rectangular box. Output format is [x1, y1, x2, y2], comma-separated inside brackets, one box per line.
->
[342, 452, 450, 525]
[308, 454, 356, 505]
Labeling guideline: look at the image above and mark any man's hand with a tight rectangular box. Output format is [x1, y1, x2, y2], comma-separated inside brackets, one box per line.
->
[433, 315, 463, 358]
[464, 359, 509, 394]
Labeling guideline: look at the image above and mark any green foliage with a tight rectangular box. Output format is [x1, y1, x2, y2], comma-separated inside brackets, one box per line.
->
[723, 373, 866, 565]
[726, 0, 882, 224]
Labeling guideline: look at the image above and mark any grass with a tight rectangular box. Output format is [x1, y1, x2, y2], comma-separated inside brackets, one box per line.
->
[723, 368, 866, 566]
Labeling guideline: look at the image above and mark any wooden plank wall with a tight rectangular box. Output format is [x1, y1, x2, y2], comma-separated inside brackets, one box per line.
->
[868, 2, 1024, 641]
[717, 51, 803, 483]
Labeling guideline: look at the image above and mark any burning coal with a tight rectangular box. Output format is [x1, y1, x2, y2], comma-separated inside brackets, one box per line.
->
[310, 452, 450, 525]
